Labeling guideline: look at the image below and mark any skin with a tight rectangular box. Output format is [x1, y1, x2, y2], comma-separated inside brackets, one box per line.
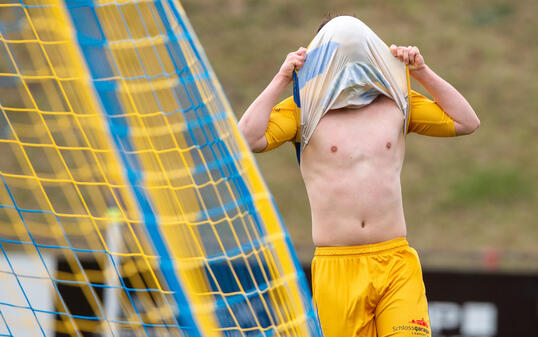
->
[238, 43, 479, 247]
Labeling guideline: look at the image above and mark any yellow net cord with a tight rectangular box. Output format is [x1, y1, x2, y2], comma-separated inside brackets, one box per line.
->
[0, 1, 321, 336]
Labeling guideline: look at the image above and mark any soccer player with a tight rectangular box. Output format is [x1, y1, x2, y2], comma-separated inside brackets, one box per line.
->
[238, 15, 479, 337]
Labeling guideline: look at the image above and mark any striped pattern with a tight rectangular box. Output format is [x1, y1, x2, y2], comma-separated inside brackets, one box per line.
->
[0, 1, 321, 336]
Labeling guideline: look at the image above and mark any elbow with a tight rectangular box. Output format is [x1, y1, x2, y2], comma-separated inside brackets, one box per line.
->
[237, 118, 258, 150]
[237, 117, 252, 141]
[468, 115, 481, 134]
[473, 116, 481, 132]
[457, 116, 480, 135]
[466, 106, 481, 134]
[237, 118, 247, 137]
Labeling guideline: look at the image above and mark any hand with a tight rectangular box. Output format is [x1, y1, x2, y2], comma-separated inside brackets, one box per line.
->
[390, 45, 425, 72]
[278, 47, 307, 81]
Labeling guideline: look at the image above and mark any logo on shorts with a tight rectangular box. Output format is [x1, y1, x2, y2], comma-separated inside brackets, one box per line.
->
[393, 318, 430, 336]
[409, 318, 429, 328]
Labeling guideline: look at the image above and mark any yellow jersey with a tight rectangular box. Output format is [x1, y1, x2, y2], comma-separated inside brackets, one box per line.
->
[262, 90, 456, 152]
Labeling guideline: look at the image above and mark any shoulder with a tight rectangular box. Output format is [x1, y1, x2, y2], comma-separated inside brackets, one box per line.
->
[274, 96, 299, 114]
[262, 96, 301, 152]
[272, 96, 301, 130]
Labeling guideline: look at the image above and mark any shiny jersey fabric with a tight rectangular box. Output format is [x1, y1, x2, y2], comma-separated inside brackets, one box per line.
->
[261, 90, 456, 152]
[296, 16, 410, 154]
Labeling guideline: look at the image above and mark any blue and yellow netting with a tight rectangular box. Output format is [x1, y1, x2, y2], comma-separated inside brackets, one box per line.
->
[0, 1, 321, 336]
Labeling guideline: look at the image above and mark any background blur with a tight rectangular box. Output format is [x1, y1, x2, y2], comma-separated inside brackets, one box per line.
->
[183, 2, 538, 334]
[0, 0, 535, 336]
[182, 0, 538, 272]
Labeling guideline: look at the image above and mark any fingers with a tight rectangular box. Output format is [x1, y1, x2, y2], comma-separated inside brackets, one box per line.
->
[390, 45, 422, 66]
[401, 48, 409, 64]
[408, 46, 420, 65]
[390, 44, 410, 64]
[397, 47, 409, 65]
[390, 44, 398, 56]
[279, 47, 307, 79]
[289, 47, 307, 70]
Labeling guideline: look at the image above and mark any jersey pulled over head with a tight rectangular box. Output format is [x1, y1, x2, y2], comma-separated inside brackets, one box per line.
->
[296, 16, 409, 154]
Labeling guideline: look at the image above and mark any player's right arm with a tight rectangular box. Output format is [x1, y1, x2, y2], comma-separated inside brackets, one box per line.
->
[238, 48, 306, 152]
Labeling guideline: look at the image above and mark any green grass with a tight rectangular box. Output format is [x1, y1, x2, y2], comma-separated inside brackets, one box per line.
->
[469, 2, 515, 26]
[182, 0, 538, 270]
[444, 166, 534, 207]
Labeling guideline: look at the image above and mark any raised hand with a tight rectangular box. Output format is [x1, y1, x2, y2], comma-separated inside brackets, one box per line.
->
[278, 47, 307, 81]
[389, 45, 425, 72]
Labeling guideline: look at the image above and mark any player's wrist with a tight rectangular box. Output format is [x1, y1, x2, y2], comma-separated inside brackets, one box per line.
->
[274, 71, 292, 85]
[409, 64, 430, 79]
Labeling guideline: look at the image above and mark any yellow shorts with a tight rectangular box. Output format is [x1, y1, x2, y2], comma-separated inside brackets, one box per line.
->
[312, 237, 431, 337]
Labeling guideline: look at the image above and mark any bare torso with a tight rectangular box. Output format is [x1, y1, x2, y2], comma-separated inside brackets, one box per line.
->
[300, 95, 407, 246]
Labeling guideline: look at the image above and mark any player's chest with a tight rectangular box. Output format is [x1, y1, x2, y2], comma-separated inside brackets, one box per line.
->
[309, 105, 405, 159]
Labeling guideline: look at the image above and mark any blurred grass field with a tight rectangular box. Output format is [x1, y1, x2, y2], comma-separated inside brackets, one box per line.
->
[182, 0, 538, 271]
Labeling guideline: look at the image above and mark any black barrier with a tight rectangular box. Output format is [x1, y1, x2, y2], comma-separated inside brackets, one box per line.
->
[302, 265, 538, 337]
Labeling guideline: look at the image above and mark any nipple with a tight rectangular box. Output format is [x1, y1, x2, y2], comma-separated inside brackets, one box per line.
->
[386, 142, 392, 149]
[331, 146, 338, 153]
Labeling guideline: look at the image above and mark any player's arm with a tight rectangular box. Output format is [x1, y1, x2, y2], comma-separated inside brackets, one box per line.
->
[390, 45, 480, 135]
[238, 47, 306, 152]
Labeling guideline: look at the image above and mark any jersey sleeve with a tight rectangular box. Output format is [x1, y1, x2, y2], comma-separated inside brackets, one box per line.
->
[407, 90, 456, 137]
[262, 96, 300, 152]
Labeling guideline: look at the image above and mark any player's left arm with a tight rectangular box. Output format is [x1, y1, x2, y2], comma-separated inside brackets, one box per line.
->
[390, 45, 480, 135]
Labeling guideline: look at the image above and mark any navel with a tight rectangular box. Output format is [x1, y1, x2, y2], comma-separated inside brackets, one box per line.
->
[361, 220, 366, 228]
[330, 145, 338, 153]
[386, 142, 392, 149]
